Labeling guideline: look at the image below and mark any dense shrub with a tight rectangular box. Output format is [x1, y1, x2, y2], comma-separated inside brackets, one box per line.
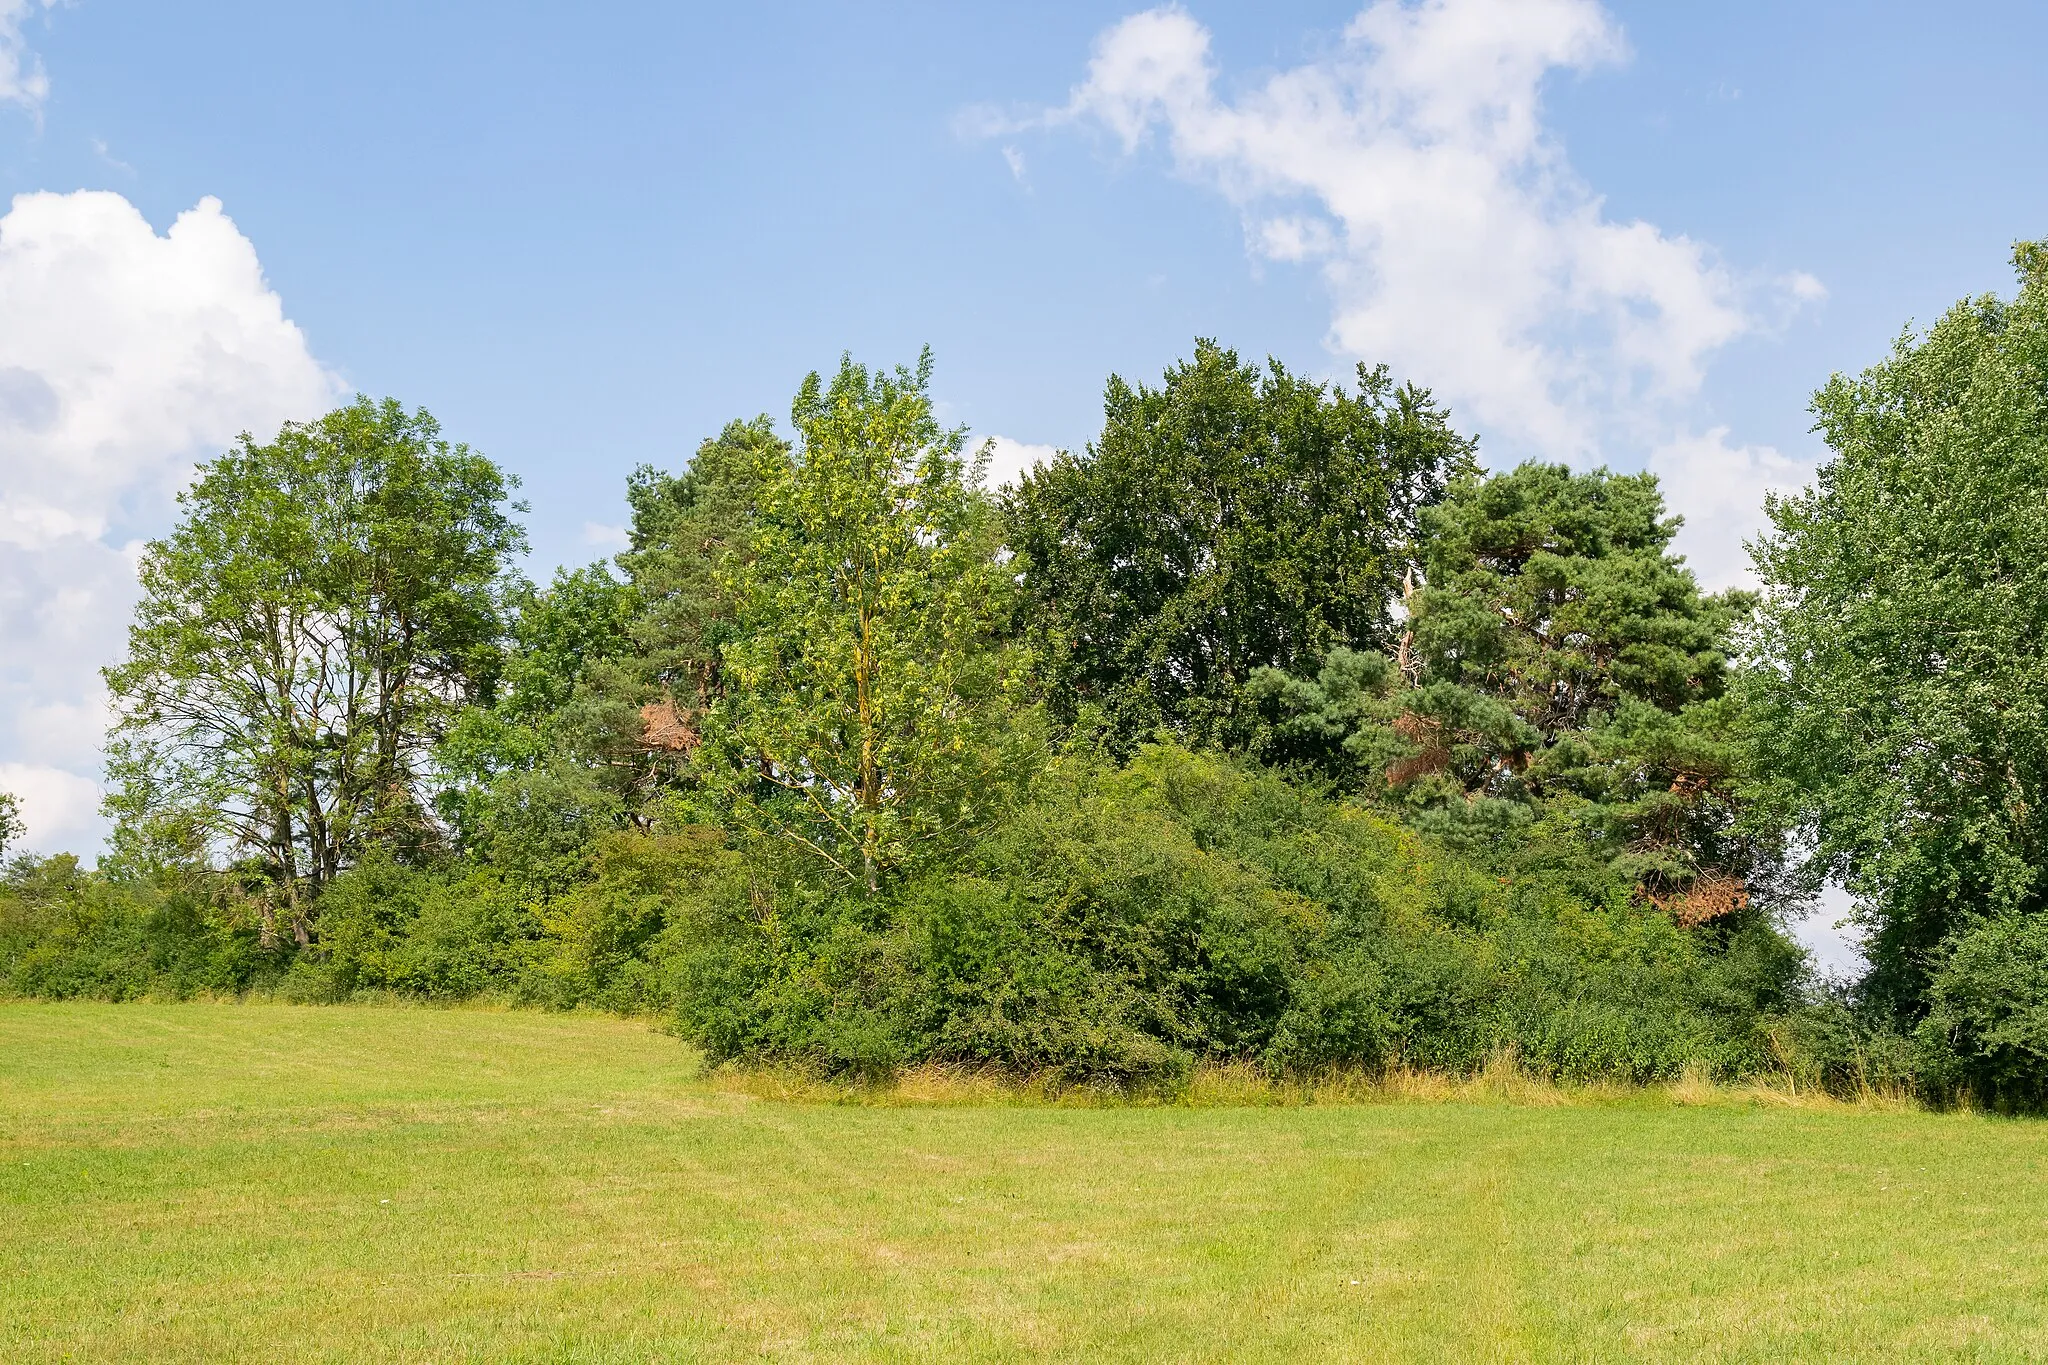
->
[0, 752, 1815, 1089]
[0, 855, 264, 999]
[1915, 914, 2048, 1109]
[283, 830, 738, 1009]
[658, 747, 1804, 1084]
[288, 857, 550, 1002]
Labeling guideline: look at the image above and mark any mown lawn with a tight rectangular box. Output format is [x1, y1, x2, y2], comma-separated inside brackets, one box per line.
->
[2, 1003, 2045, 1362]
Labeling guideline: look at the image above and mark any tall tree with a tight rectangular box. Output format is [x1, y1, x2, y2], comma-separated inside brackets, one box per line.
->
[1748, 241, 2048, 1014]
[617, 416, 785, 712]
[1004, 340, 1473, 750]
[702, 352, 1026, 889]
[104, 398, 524, 940]
[1251, 463, 1763, 919]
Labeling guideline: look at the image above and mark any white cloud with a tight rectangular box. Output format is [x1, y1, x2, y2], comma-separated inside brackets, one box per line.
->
[0, 762, 99, 856]
[1647, 427, 1815, 591]
[1002, 145, 1028, 183]
[976, 434, 1061, 490]
[1003, 1, 1816, 471]
[0, 0, 54, 114]
[1784, 271, 1827, 304]
[1255, 215, 1338, 264]
[581, 521, 629, 549]
[0, 190, 342, 856]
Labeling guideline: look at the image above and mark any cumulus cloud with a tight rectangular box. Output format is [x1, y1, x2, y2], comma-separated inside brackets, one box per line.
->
[0, 191, 341, 855]
[976, 434, 1062, 490]
[0, 761, 98, 853]
[984, 0, 1819, 508]
[1647, 427, 1817, 591]
[0, 0, 54, 114]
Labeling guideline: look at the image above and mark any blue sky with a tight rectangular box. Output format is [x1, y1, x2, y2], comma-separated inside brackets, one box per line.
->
[11, 1, 2045, 566]
[2, 1, 2045, 966]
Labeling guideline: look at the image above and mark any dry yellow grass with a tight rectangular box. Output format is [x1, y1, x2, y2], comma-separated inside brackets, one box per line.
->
[706, 1050, 1920, 1113]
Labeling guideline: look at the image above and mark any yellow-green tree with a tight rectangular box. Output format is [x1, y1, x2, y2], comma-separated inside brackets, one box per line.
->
[703, 351, 1028, 889]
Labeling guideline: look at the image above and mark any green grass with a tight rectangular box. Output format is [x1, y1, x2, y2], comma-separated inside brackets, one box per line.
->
[3, 1003, 2045, 1362]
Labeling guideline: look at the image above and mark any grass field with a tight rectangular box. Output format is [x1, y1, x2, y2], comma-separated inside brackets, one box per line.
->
[3, 1004, 2046, 1363]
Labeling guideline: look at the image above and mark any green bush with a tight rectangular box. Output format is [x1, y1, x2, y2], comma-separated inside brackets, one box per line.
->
[308, 833, 736, 1009]
[1916, 914, 2048, 1109]
[545, 829, 739, 1011]
[0, 855, 264, 1000]
[1761, 994, 1918, 1098]
[0, 751, 1812, 1088]
[657, 746, 1804, 1085]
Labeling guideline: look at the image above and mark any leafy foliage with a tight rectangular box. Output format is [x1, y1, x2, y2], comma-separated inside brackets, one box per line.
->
[617, 416, 784, 709]
[1916, 913, 2048, 1108]
[701, 351, 1031, 889]
[1250, 463, 1768, 921]
[661, 745, 1798, 1084]
[0, 790, 21, 861]
[434, 564, 642, 889]
[0, 855, 263, 1000]
[102, 397, 525, 941]
[1006, 341, 1472, 750]
[1748, 241, 2048, 1016]
[7, 344, 1856, 1095]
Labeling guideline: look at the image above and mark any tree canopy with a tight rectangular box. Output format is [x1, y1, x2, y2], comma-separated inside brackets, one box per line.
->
[1005, 341, 1473, 751]
[701, 351, 1029, 889]
[1748, 240, 2048, 1015]
[1250, 462, 1765, 920]
[32, 306, 2048, 1100]
[103, 397, 524, 940]
[618, 416, 784, 711]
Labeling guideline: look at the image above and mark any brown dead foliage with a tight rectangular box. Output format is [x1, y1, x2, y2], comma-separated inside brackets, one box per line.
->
[1650, 874, 1749, 928]
[1386, 711, 1451, 787]
[639, 698, 700, 753]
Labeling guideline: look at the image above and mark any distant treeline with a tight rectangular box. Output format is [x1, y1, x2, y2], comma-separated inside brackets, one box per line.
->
[7, 244, 2048, 1105]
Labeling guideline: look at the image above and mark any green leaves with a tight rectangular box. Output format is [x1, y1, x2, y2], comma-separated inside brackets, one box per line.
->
[1748, 239, 2048, 1015]
[1005, 340, 1474, 751]
[618, 416, 785, 703]
[0, 790, 21, 861]
[1411, 463, 1744, 733]
[700, 351, 1032, 888]
[1249, 462, 1766, 909]
[1919, 913, 2048, 1108]
[102, 398, 525, 925]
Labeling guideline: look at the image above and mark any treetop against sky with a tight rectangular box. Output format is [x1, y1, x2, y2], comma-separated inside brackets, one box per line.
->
[1, 0, 2044, 876]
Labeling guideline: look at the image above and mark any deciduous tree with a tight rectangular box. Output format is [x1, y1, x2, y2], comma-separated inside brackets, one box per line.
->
[1005, 340, 1472, 749]
[702, 352, 1028, 889]
[103, 398, 524, 939]
[0, 790, 22, 860]
[1748, 241, 2048, 1013]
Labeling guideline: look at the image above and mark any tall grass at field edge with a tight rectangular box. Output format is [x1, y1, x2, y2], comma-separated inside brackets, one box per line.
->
[704, 1052, 1927, 1113]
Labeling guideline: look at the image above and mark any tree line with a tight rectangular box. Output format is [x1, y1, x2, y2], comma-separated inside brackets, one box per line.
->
[5, 244, 2048, 1103]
